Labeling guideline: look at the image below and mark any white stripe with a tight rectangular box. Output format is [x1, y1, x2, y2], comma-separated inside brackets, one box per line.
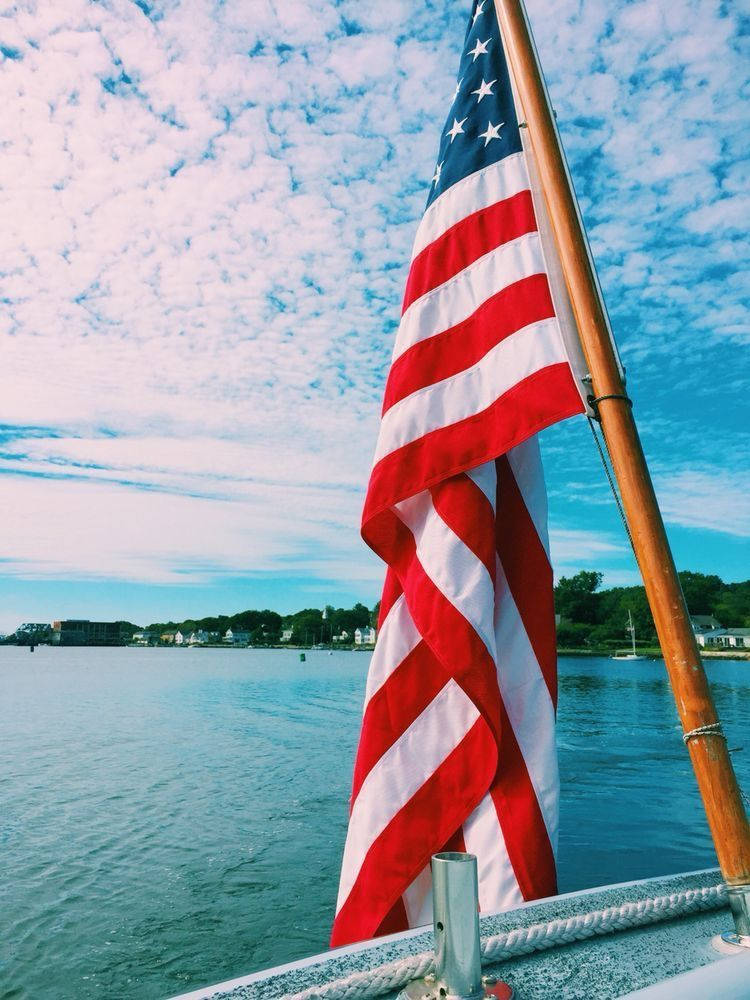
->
[336, 679, 480, 913]
[395, 230, 545, 362]
[395, 490, 497, 663]
[466, 460, 498, 511]
[412, 153, 530, 260]
[363, 594, 421, 709]
[402, 865, 433, 928]
[463, 794, 524, 912]
[506, 436, 550, 558]
[375, 317, 567, 465]
[494, 556, 559, 850]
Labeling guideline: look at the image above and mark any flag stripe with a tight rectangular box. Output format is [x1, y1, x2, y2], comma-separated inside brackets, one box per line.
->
[331, 714, 496, 945]
[394, 231, 547, 362]
[363, 593, 422, 708]
[496, 455, 557, 705]
[463, 792, 524, 912]
[383, 273, 555, 414]
[365, 362, 583, 523]
[411, 152, 530, 260]
[403, 189, 537, 313]
[337, 679, 482, 912]
[353, 640, 441, 804]
[377, 317, 567, 465]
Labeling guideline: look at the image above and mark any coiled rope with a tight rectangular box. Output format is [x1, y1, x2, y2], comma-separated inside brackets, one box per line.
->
[285, 883, 726, 1000]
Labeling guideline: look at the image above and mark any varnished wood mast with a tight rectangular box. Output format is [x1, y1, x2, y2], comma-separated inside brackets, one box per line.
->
[493, 0, 750, 887]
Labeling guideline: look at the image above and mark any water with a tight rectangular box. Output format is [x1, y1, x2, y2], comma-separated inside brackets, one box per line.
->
[1, 648, 748, 999]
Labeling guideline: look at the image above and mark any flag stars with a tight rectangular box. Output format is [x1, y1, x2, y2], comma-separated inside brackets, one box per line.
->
[453, 77, 463, 100]
[468, 37, 490, 61]
[472, 1, 487, 25]
[479, 120, 504, 146]
[432, 160, 444, 186]
[471, 78, 496, 103]
[446, 117, 466, 143]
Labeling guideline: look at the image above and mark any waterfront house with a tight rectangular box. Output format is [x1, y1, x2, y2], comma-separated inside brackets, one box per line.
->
[174, 629, 189, 645]
[690, 614, 723, 633]
[694, 628, 727, 648]
[131, 630, 156, 646]
[718, 628, 750, 650]
[281, 627, 294, 642]
[354, 625, 377, 646]
[333, 629, 350, 643]
[224, 628, 251, 645]
[188, 630, 210, 645]
[160, 631, 176, 644]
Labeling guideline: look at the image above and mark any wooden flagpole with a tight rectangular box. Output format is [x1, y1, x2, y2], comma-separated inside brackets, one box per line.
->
[492, 0, 750, 899]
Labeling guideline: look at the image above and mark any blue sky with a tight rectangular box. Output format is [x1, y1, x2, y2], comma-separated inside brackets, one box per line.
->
[0, 0, 747, 632]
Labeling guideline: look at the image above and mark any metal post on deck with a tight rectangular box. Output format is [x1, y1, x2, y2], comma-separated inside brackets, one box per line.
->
[432, 853, 484, 999]
[398, 853, 513, 1000]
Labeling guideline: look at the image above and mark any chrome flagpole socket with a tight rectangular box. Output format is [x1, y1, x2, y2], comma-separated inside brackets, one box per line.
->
[398, 852, 514, 1000]
[432, 852, 484, 999]
[721, 884, 750, 949]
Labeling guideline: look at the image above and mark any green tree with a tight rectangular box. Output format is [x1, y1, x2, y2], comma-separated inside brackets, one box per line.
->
[554, 571, 603, 625]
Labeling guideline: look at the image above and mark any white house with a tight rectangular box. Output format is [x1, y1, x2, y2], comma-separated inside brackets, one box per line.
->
[690, 615, 723, 633]
[694, 628, 727, 648]
[714, 628, 750, 650]
[188, 629, 210, 645]
[224, 628, 251, 645]
[175, 629, 189, 645]
[333, 629, 350, 643]
[354, 625, 377, 646]
[131, 630, 155, 646]
[281, 627, 294, 642]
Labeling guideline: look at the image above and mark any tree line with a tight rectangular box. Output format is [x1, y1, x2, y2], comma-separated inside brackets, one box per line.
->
[555, 571, 750, 649]
[146, 602, 376, 646]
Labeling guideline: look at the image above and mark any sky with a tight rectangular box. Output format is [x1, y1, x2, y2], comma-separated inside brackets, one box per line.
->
[0, 0, 748, 632]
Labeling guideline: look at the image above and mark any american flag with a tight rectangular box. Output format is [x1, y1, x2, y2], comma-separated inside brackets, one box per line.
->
[331, 0, 586, 946]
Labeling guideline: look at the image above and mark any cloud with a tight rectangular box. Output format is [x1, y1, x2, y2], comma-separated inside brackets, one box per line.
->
[654, 468, 750, 538]
[0, 0, 747, 596]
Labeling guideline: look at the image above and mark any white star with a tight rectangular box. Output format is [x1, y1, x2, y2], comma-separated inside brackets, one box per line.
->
[472, 1, 486, 25]
[453, 77, 463, 100]
[468, 37, 490, 61]
[432, 160, 443, 185]
[446, 117, 466, 143]
[478, 120, 504, 146]
[471, 78, 496, 103]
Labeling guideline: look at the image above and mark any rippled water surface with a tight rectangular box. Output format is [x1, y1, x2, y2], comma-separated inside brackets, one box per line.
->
[2, 647, 749, 999]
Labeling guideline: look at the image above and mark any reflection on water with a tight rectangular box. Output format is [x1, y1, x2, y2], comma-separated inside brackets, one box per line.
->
[1, 648, 748, 1000]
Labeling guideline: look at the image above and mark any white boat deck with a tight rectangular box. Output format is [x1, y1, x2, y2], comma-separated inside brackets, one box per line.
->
[170, 869, 747, 1000]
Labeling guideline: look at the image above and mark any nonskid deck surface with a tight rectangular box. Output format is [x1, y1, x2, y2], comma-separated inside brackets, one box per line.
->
[171, 869, 737, 1000]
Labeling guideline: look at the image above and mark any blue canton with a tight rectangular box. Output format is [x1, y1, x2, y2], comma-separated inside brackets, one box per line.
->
[426, 0, 522, 208]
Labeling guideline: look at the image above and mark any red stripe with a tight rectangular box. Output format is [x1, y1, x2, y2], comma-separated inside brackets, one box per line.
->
[430, 473, 496, 581]
[378, 568, 403, 626]
[369, 509, 504, 749]
[496, 456, 557, 707]
[402, 190, 537, 313]
[490, 693, 558, 899]
[331, 717, 496, 946]
[351, 640, 443, 803]
[365, 362, 584, 526]
[384, 274, 554, 414]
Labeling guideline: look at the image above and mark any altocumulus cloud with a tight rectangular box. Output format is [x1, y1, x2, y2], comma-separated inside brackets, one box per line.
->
[0, 0, 747, 590]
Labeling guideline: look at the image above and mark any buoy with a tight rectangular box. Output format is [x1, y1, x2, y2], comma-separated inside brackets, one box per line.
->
[299, 652, 306, 662]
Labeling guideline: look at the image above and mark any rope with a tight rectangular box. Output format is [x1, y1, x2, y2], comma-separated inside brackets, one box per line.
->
[683, 722, 726, 745]
[285, 883, 726, 1000]
[587, 415, 634, 553]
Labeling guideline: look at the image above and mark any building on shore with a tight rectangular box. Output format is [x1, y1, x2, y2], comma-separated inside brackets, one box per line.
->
[51, 620, 132, 646]
[131, 631, 156, 646]
[224, 629, 251, 645]
[354, 625, 377, 646]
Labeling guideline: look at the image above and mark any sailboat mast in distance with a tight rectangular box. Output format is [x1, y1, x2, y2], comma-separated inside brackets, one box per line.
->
[492, 0, 750, 925]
